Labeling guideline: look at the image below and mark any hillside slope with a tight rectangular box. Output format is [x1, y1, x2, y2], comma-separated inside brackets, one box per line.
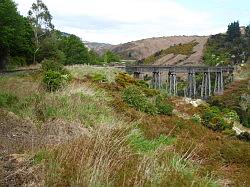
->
[86, 36, 208, 65]
[84, 42, 113, 53]
[0, 66, 250, 186]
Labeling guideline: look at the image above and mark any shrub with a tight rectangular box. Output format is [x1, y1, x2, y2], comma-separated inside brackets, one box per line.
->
[202, 106, 221, 123]
[156, 103, 173, 115]
[142, 87, 160, 97]
[135, 80, 149, 88]
[42, 70, 70, 92]
[122, 85, 158, 115]
[42, 59, 71, 92]
[223, 109, 240, 122]
[89, 72, 107, 83]
[41, 59, 65, 73]
[0, 92, 18, 107]
[115, 72, 135, 87]
[202, 106, 233, 132]
[155, 94, 173, 115]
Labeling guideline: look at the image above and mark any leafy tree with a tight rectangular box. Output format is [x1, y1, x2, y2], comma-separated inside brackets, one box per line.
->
[10, 17, 34, 65]
[245, 25, 250, 55]
[227, 21, 241, 41]
[28, 0, 54, 63]
[37, 32, 65, 63]
[59, 34, 90, 65]
[89, 50, 101, 65]
[103, 50, 121, 63]
[0, 0, 34, 69]
[246, 25, 250, 37]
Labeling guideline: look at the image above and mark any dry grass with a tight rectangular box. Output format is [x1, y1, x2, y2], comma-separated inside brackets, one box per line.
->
[1, 66, 250, 186]
[67, 64, 121, 83]
[37, 124, 218, 187]
[44, 124, 132, 186]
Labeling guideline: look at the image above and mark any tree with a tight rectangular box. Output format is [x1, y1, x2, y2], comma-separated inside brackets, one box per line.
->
[103, 51, 121, 63]
[227, 21, 241, 41]
[0, 0, 34, 69]
[245, 25, 250, 56]
[37, 32, 65, 63]
[246, 25, 250, 37]
[89, 50, 101, 65]
[28, 0, 54, 63]
[58, 34, 90, 65]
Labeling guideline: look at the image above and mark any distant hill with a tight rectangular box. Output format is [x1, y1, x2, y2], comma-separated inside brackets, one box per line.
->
[84, 42, 113, 53]
[86, 36, 208, 66]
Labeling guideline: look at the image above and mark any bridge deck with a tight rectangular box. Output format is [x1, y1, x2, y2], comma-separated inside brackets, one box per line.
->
[125, 65, 234, 73]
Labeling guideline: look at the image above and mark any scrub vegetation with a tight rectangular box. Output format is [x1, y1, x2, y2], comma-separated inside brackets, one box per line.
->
[0, 66, 249, 187]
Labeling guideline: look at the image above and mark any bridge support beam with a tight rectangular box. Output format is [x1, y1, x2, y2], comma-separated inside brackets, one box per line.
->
[169, 72, 177, 96]
[187, 70, 196, 98]
[214, 69, 224, 95]
[133, 72, 141, 79]
[201, 70, 211, 99]
[152, 72, 162, 89]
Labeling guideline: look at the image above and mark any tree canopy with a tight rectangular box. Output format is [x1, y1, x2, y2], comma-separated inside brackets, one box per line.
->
[227, 21, 241, 41]
[59, 34, 90, 65]
[103, 50, 121, 63]
[0, 0, 34, 70]
[28, 0, 54, 63]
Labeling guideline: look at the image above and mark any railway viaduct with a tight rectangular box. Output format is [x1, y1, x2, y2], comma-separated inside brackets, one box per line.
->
[125, 65, 234, 99]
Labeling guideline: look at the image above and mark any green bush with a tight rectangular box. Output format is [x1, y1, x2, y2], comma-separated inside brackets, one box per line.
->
[223, 109, 240, 122]
[42, 70, 70, 92]
[42, 59, 71, 92]
[0, 92, 18, 107]
[122, 85, 158, 115]
[41, 59, 65, 73]
[135, 80, 149, 88]
[155, 94, 173, 115]
[142, 87, 160, 97]
[89, 73, 107, 83]
[115, 72, 135, 87]
[202, 106, 233, 132]
[156, 103, 173, 115]
[202, 106, 221, 123]
[207, 117, 233, 131]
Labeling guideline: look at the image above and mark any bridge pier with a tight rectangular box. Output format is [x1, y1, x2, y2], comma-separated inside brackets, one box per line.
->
[201, 70, 211, 99]
[133, 72, 140, 79]
[187, 69, 196, 98]
[169, 72, 177, 96]
[152, 72, 162, 89]
[214, 69, 224, 95]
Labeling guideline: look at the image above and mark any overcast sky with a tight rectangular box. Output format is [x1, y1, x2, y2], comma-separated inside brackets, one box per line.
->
[14, 0, 250, 44]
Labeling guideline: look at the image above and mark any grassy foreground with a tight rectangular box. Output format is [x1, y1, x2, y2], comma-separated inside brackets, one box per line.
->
[0, 65, 249, 186]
